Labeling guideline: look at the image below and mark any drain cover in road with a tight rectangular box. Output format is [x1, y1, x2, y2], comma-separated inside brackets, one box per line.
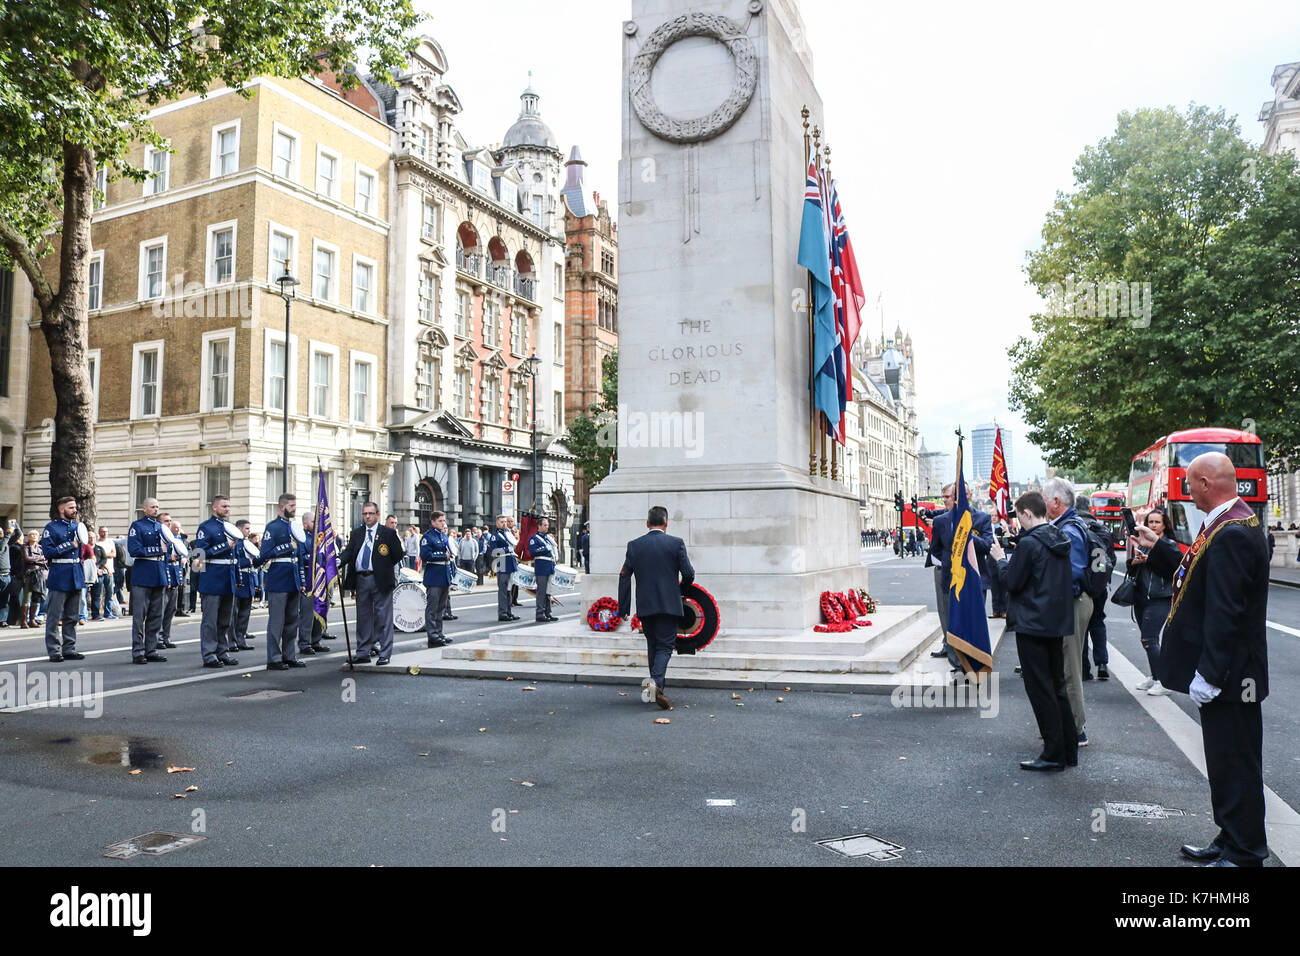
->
[817, 832, 905, 861]
[104, 832, 205, 859]
[1104, 802, 1185, 819]
[228, 689, 303, 701]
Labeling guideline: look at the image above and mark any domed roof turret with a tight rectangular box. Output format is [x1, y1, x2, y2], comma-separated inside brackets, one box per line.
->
[502, 81, 559, 151]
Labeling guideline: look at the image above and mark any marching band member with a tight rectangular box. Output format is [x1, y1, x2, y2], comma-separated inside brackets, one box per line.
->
[488, 515, 519, 622]
[126, 498, 169, 664]
[229, 519, 257, 652]
[195, 495, 240, 668]
[260, 493, 307, 671]
[158, 513, 187, 650]
[420, 511, 454, 648]
[530, 517, 558, 623]
[40, 496, 88, 663]
[297, 512, 329, 656]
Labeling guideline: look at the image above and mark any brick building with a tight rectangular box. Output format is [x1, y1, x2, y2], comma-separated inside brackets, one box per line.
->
[561, 146, 618, 514]
[23, 72, 399, 533]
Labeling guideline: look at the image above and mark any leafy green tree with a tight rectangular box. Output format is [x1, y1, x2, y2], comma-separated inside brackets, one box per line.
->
[1010, 105, 1300, 480]
[0, 1, 418, 519]
[566, 351, 618, 493]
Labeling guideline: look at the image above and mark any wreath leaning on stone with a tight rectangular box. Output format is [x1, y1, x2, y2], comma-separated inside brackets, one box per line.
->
[587, 596, 623, 632]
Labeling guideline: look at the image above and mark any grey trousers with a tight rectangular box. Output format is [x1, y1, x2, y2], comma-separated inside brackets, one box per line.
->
[355, 575, 394, 658]
[131, 585, 165, 659]
[160, 586, 178, 643]
[200, 592, 235, 663]
[497, 569, 512, 617]
[933, 567, 951, 636]
[425, 586, 449, 642]
[1062, 593, 1093, 736]
[267, 591, 300, 664]
[44, 589, 79, 656]
[298, 590, 319, 649]
[534, 574, 550, 620]
[230, 595, 253, 648]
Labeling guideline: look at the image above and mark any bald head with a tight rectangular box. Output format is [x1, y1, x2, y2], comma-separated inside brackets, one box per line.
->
[1185, 452, 1237, 512]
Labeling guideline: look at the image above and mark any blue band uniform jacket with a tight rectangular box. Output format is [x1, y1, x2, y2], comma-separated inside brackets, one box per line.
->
[259, 517, 305, 593]
[195, 517, 237, 594]
[529, 533, 556, 576]
[420, 528, 454, 588]
[487, 529, 518, 575]
[40, 519, 85, 592]
[126, 517, 169, 589]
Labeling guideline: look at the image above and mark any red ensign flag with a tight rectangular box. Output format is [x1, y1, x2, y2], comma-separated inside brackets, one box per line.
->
[989, 427, 1009, 522]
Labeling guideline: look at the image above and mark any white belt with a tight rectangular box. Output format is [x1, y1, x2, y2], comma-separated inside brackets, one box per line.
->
[207, 559, 234, 565]
[52, 558, 81, 564]
[268, 557, 297, 565]
[135, 557, 163, 562]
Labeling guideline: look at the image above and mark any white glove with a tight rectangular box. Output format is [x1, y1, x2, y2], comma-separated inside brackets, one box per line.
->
[243, 539, 259, 559]
[75, 522, 89, 545]
[222, 521, 244, 540]
[289, 518, 306, 544]
[159, 523, 176, 545]
[1189, 672, 1222, 706]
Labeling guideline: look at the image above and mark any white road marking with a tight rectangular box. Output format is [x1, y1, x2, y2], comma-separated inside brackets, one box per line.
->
[1108, 646, 1300, 868]
[1267, 620, 1300, 638]
[0, 613, 579, 713]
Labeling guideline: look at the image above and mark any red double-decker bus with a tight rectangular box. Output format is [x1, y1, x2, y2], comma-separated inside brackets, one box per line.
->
[1127, 427, 1266, 547]
[1090, 489, 1126, 549]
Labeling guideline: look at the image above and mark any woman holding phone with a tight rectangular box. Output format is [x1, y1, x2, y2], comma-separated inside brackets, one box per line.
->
[1127, 507, 1177, 696]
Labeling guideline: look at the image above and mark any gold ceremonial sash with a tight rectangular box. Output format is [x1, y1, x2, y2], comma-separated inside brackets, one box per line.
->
[1167, 500, 1258, 623]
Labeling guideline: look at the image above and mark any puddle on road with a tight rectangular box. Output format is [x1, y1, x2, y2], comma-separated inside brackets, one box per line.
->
[22, 734, 170, 771]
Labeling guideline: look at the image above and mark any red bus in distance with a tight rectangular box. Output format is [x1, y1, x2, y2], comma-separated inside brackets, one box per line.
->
[1090, 489, 1126, 549]
[1127, 427, 1266, 547]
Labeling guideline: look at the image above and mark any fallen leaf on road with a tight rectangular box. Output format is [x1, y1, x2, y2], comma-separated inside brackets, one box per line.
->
[226, 762, 233, 766]
[783, 687, 791, 692]
[521, 781, 535, 787]
[185, 786, 198, 792]
[353, 746, 366, 750]
[747, 688, 754, 693]
[776, 697, 785, 703]
[899, 757, 907, 760]
[505, 677, 514, 681]
[418, 753, 429, 757]
[508, 809, 518, 814]
[128, 769, 142, 775]
[735, 702, 744, 707]
[166, 766, 195, 773]
[617, 692, 628, 696]
[731, 693, 741, 700]
[523, 686, 536, 692]
[850, 714, 862, 719]
[170, 794, 186, 799]
[241, 673, 252, 678]
[478, 728, 487, 732]
[653, 718, 671, 724]
[408, 666, 421, 676]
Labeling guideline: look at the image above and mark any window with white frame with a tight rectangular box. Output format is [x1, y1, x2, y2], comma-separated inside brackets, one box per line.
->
[422, 199, 438, 240]
[139, 237, 166, 300]
[472, 163, 491, 193]
[134, 473, 158, 518]
[418, 270, 436, 324]
[267, 339, 287, 412]
[510, 314, 525, 356]
[266, 466, 288, 523]
[312, 241, 338, 302]
[455, 291, 469, 337]
[86, 348, 101, 422]
[482, 300, 498, 347]
[511, 381, 527, 428]
[553, 391, 563, 432]
[481, 370, 500, 423]
[145, 146, 169, 195]
[205, 466, 231, 508]
[201, 329, 235, 412]
[415, 351, 439, 411]
[421, 124, 434, 159]
[352, 256, 375, 314]
[207, 221, 236, 286]
[454, 368, 471, 418]
[315, 147, 340, 199]
[553, 263, 562, 293]
[351, 354, 374, 423]
[132, 340, 164, 419]
[355, 166, 376, 215]
[273, 127, 299, 180]
[87, 252, 103, 311]
[264, 330, 296, 414]
[211, 121, 240, 177]
[499, 179, 517, 210]
[532, 195, 544, 225]
[268, 224, 296, 283]
[553, 322, 562, 364]
[310, 345, 337, 419]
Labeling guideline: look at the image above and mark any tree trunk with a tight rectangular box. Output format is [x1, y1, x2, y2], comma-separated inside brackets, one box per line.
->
[38, 140, 97, 525]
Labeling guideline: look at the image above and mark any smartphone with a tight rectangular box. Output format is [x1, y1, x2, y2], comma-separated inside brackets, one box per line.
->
[1121, 507, 1137, 538]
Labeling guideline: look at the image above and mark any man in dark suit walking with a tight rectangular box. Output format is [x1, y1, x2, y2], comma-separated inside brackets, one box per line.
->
[1135, 452, 1270, 867]
[618, 505, 694, 711]
[338, 501, 404, 665]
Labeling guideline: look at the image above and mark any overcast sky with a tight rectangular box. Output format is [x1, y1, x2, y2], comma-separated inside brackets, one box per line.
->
[419, 0, 1300, 482]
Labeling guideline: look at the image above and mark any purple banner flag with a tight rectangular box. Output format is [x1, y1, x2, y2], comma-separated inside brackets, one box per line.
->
[313, 471, 339, 628]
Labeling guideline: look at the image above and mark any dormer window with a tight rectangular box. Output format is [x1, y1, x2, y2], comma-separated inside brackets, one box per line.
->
[472, 163, 491, 193]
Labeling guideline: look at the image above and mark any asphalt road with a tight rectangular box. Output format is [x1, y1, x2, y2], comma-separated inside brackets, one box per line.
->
[0, 557, 1294, 867]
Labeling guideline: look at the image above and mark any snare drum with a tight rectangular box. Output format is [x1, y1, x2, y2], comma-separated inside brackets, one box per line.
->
[450, 566, 477, 593]
[392, 580, 427, 633]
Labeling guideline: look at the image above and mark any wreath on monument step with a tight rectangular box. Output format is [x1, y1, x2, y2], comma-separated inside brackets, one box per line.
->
[819, 591, 843, 624]
[858, 590, 877, 615]
[629, 614, 642, 633]
[587, 597, 623, 632]
[816, 590, 874, 633]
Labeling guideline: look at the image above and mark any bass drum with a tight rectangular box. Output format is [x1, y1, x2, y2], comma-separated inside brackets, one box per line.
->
[392, 580, 427, 633]
[675, 582, 721, 654]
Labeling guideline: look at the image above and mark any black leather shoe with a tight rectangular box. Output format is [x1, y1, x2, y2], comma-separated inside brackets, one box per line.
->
[267, 662, 290, 671]
[161, 641, 178, 649]
[1020, 759, 1065, 772]
[298, 645, 316, 655]
[427, 640, 442, 649]
[375, 657, 390, 665]
[1065, 757, 1078, 766]
[310, 642, 329, 653]
[1014, 666, 1023, 675]
[286, 660, 307, 668]
[237, 643, 254, 651]
[930, 649, 948, 658]
[1202, 858, 1240, 867]
[203, 660, 224, 669]
[220, 656, 239, 666]
[443, 614, 457, 620]
[145, 653, 168, 663]
[544, 615, 558, 622]
[498, 616, 514, 622]
[348, 656, 370, 666]
[62, 651, 86, 660]
[1082, 671, 1094, 681]
[511, 601, 522, 607]
[1097, 667, 1109, 681]
[48, 655, 64, 663]
[133, 657, 148, 665]
[509, 614, 520, 621]
[1180, 843, 1223, 862]
[439, 637, 453, 646]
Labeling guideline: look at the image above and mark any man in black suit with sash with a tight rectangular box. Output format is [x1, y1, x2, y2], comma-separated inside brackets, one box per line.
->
[618, 505, 694, 711]
[339, 501, 404, 665]
[1134, 452, 1270, 867]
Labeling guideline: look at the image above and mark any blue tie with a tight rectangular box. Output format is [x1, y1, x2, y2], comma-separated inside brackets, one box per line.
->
[361, 530, 373, 571]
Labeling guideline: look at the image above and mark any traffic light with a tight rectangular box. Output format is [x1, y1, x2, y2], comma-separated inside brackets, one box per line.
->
[894, 491, 904, 512]
[911, 495, 918, 513]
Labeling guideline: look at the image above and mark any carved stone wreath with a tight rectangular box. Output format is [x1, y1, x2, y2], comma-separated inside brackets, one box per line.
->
[629, 12, 759, 144]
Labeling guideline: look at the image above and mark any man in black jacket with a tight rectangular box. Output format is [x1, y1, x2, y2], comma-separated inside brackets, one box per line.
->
[338, 501, 404, 665]
[618, 505, 695, 710]
[1135, 452, 1270, 867]
[991, 491, 1077, 772]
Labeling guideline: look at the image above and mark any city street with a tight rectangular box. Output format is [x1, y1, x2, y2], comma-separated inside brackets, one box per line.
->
[1, 559, 1295, 867]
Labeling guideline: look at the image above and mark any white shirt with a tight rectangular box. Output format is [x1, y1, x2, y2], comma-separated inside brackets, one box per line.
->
[1200, 496, 1239, 536]
[355, 526, 376, 571]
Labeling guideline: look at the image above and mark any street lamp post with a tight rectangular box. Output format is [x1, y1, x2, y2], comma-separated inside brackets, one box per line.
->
[523, 353, 541, 512]
[275, 262, 299, 496]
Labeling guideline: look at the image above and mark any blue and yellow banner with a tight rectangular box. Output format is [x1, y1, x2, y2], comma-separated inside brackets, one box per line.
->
[312, 471, 339, 630]
[947, 439, 992, 676]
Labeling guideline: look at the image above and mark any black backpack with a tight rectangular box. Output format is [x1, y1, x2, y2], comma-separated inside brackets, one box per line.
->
[1070, 516, 1114, 601]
